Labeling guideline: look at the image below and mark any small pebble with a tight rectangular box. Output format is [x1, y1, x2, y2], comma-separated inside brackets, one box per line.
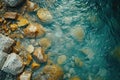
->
[57, 55, 67, 64]
[26, 45, 34, 53]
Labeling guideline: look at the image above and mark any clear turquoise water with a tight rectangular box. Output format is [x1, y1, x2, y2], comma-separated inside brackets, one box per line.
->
[0, 0, 120, 80]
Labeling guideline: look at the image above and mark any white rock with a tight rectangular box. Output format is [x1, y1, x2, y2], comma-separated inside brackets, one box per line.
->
[0, 34, 14, 51]
[2, 53, 24, 75]
[57, 55, 67, 64]
[26, 45, 34, 53]
[19, 71, 32, 80]
[0, 51, 8, 69]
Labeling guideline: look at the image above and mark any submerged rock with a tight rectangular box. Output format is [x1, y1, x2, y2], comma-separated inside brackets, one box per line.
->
[19, 71, 32, 80]
[0, 51, 8, 69]
[2, 53, 24, 75]
[39, 38, 51, 50]
[57, 55, 67, 64]
[43, 64, 63, 80]
[4, 0, 24, 7]
[23, 23, 45, 38]
[37, 8, 53, 23]
[26, 45, 34, 54]
[71, 26, 84, 41]
[70, 76, 81, 80]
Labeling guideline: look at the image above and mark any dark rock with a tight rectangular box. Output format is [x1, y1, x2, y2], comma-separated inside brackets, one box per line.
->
[4, 0, 24, 7]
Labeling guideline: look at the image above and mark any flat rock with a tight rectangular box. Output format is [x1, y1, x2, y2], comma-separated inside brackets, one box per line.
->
[0, 51, 8, 69]
[0, 34, 14, 51]
[57, 55, 67, 64]
[4, 0, 24, 7]
[2, 53, 24, 75]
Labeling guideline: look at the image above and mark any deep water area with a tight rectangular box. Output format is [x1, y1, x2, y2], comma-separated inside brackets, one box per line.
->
[0, 0, 120, 80]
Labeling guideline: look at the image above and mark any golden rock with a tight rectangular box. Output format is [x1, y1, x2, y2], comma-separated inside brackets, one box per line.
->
[10, 24, 18, 31]
[39, 38, 51, 50]
[43, 64, 63, 80]
[37, 8, 53, 22]
[26, 0, 39, 12]
[23, 23, 45, 38]
[17, 15, 29, 27]
[31, 62, 40, 70]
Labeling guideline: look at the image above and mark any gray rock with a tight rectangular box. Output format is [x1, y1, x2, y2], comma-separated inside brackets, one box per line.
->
[0, 51, 8, 69]
[4, 0, 23, 7]
[0, 34, 14, 52]
[2, 53, 24, 75]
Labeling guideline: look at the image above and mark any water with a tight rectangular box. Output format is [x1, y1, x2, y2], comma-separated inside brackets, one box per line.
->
[1, 0, 120, 80]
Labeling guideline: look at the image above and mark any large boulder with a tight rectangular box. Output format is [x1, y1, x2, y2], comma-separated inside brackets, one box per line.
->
[2, 53, 24, 75]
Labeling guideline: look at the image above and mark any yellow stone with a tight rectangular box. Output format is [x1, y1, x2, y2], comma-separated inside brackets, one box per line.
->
[43, 64, 63, 80]
[71, 27, 84, 41]
[39, 38, 51, 49]
[31, 62, 40, 70]
[70, 76, 81, 80]
[17, 15, 29, 27]
[23, 54, 32, 65]
[74, 57, 83, 67]
[57, 55, 67, 64]
[37, 8, 53, 22]
[10, 24, 18, 31]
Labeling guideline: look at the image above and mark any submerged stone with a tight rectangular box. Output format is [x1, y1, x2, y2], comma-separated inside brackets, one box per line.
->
[2, 53, 24, 75]
[4, 12, 18, 19]
[37, 8, 53, 23]
[39, 38, 51, 50]
[57, 55, 67, 64]
[43, 64, 63, 80]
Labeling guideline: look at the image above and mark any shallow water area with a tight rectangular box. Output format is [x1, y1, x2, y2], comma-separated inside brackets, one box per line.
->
[0, 0, 120, 80]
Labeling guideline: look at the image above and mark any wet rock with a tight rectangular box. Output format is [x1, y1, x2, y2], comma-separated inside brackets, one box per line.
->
[37, 8, 53, 23]
[26, 0, 39, 12]
[0, 34, 14, 51]
[4, 12, 18, 19]
[23, 23, 45, 38]
[26, 45, 34, 54]
[33, 47, 47, 63]
[19, 50, 32, 65]
[2, 53, 24, 75]
[17, 15, 29, 27]
[57, 55, 67, 64]
[31, 62, 40, 70]
[4, 0, 24, 7]
[10, 23, 18, 31]
[19, 71, 32, 80]
[0, 51, 8, 69]
[43, 64, 63, 80]
[39, 38, 51, 50]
